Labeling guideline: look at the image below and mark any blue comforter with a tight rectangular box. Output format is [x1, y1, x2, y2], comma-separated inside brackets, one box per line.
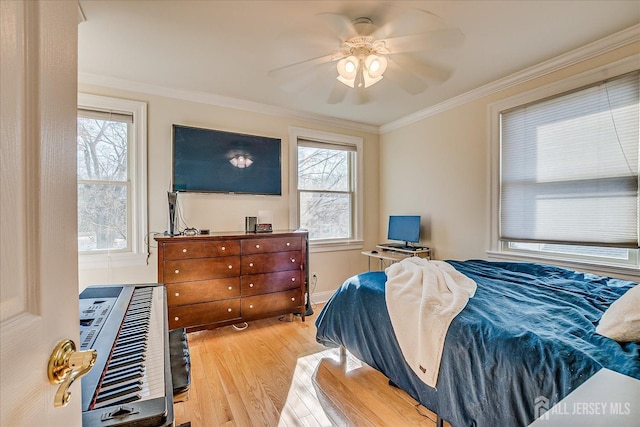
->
[315, 260, 639, 426]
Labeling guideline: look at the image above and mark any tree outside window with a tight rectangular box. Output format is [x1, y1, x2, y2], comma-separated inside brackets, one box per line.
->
[77, 114, 130, 252]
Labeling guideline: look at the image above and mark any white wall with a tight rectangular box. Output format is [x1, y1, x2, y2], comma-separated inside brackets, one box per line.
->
[77, 84, 380, 299]
[379, 43, 640, 262]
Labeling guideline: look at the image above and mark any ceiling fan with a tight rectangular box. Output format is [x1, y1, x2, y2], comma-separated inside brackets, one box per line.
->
[269, 8, 464, 104]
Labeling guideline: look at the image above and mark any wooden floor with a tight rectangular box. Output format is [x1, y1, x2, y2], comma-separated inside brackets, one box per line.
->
[174, 305, 449, 427]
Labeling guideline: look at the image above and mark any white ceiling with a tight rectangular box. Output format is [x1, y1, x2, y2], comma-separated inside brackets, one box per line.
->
[78, 1, 640, 128]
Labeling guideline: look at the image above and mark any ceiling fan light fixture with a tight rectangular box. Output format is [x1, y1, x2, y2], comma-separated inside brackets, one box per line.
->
[365, 54, 387, 79]
[337, 56, 358, 80]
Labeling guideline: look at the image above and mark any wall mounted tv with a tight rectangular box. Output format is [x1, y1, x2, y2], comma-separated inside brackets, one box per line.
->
[172, 124, 282, 195]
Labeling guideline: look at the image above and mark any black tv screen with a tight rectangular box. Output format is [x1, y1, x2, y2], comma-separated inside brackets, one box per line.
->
[172, 125, 282, 195]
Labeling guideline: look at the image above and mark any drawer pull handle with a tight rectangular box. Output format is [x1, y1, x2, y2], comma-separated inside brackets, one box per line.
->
[249, 262, 254, 267]
[174, 269, 180, 274]
[228, 286, 233, 290]
[291, 278, 295, 282]
[286, 242, 290, 246]
[227, 308, 232, 312]
[174, 316, 179, 321]
[182, 248, 187, 253]
[175, 292, 180, 297]
[249, 304, 254, 309]
[291, 297, 295, 302]
[221, 246, 226, 251]
[255, 244, 260, 248]
[291, 259, 295, 263]
[228, 265, 233, 269]
[249, 283, 254, 288]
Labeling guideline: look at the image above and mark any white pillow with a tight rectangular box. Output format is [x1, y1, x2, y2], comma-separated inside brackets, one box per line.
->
[596, 285, 640, 342]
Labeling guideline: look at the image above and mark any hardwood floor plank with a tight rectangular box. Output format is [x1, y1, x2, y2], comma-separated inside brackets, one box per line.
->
[174, 305, 448, 427]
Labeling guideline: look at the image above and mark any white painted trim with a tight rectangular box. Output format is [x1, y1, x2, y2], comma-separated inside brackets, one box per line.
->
[77, 93, 149, 267]
[309, 240, 364, 253]
[78, 253, 149, 270]
[380, 24, 640, 133]
[78, 72, 379, 134]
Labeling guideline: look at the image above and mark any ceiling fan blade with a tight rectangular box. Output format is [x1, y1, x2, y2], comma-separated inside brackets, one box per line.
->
[384, 59, 428, 95]
[388, 53, 453, 83]
[382, 28, 465, 54]
[268, 53, 335, 81]
[327, 80, 348, 104]
[316, 13, 358, 41]
[371, 8, 447, 40]
[354, 87, 371, 105]
[277, 61, 336, 94]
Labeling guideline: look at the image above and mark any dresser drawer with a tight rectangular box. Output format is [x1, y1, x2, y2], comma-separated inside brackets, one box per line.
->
[241, 236, 302, 254]
[241, 270, 302, 296]
[241, 251, 302, 275]
[166, 278, 240, 307]
[168, 299, 240, 329]
[241, 289, 302, 319]
[163, 256, 240, 283]
[163, 239, 240, 260]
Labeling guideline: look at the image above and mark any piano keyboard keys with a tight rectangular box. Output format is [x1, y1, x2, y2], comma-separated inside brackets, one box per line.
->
[91, 287, 165, 410]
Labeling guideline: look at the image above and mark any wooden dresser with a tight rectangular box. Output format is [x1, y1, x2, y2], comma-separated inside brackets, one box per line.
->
[155, 230, 308, 331]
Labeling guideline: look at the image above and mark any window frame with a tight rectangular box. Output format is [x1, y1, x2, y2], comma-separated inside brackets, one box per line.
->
[487, 54, 640, 278]
[289, 127, 363, 252]
[77, 93, 148, 269]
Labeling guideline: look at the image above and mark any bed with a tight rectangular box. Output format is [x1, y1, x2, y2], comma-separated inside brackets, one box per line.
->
[315, 260, 640, 426]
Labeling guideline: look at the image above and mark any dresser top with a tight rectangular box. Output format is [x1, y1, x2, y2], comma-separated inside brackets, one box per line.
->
[154, 229, 307, 243]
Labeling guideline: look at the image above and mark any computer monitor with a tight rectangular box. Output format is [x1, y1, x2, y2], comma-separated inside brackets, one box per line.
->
[387, 215, 420, 247]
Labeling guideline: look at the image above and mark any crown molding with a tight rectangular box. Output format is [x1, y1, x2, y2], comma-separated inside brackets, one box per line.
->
[78, 73, 379, 135]
[380, 24, 640, 134]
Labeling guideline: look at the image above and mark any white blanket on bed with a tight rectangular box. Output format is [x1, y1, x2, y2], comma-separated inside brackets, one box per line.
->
[385, 257, 477, 388]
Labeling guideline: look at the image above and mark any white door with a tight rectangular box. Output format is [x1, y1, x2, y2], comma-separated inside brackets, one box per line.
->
[1, 1, 81, 426]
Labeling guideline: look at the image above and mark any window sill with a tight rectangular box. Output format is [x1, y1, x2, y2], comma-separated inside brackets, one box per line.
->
[309, 240, 364, 253]
[486, 250, 640, 281]
[79, 252, 149, 270]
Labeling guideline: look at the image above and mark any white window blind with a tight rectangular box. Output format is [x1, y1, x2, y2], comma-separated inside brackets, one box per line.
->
[500, 71, 639, 248]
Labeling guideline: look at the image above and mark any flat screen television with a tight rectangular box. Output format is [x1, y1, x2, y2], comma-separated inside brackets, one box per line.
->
[387, 215, 421, 247]
[172, 124, 282, 195]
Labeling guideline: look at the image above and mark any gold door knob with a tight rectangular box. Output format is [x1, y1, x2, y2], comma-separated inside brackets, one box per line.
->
[48, 339, 97, 408]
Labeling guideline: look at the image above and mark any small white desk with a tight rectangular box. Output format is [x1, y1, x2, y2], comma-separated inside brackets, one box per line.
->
[362, 247, 431, 271]
[528, 368, 640, 426]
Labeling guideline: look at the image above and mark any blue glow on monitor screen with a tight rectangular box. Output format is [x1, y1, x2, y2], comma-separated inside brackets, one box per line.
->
[387, 215, 420, 243]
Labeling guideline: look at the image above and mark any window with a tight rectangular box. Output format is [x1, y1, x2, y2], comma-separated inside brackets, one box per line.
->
[489, 59, 639, 273]
[289, 127, 363, 250]
[77, 94, 147, 268]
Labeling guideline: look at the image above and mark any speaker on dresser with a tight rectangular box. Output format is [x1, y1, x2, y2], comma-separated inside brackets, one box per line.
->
[167, 191, 179, 236]
[245, 216, 257, 233]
